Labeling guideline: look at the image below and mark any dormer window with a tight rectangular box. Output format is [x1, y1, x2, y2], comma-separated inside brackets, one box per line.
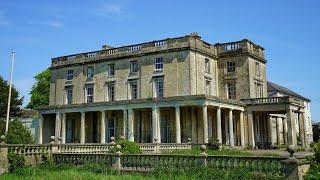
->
[66, 69, 74, 80]
[155, 57, 163, 71]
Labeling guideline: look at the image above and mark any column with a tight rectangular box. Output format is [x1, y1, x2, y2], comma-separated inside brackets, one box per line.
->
[268, 115, 274, 146]
[286, 108, 297, 147]
[216, 107, 222, 144]
[202, 105, 208, 143]
[38, 114, 43, 144]
[100, 111, 106, 143]
[228, 109, 234, 147]
[80, 112, 85, 144]
[61, 113, 66, 144]
[298, 112, 305, 147]
[191, 107, 197, 143]
[175, 106, 181, 143]
[55, 112, 61, 138]
[157, 108, 161, 143]
[123, 109, 127, 139]
[276, 117, 281, 145]
[152, 106, 160, 143]
[128, 108, 134, 142]
[283, 117, 288, 145]
[225, 114, 229, 145]
[240, 111, 245, 148]
[302, 112, 309, 148]
[247, 111, 255, 148]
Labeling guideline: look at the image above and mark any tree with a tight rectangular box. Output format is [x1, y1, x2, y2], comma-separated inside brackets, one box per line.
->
[0, 76, 23, 118]
[26, 69, 51, 109]
[0, 119, 34, 144]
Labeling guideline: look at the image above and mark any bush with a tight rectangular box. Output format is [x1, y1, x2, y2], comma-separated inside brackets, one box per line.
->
[0, 119, 34, 144]
[208, 137, 220, 150]
[109, 139, 141, 154]
[7, 151, 25, 172]
[314, 142, 320, 163]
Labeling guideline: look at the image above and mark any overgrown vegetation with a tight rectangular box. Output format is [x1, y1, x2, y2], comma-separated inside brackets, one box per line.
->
[1, 162, 285, 180]
[7, 152, 25, 173]
[208, 137, 221, 150]
[0, 119, 34, 144]
[305, 142, 320, 179]
[109, 139, 142, 154]
[167, 147, 259, 156]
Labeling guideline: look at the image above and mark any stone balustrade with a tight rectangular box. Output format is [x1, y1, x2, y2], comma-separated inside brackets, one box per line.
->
[6, 144, 50, 156]
[241, 96, 290, 105]
[55, 144, 114, 154]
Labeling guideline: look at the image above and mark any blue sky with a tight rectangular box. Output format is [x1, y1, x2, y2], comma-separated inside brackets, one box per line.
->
[0, 0, 319, 121]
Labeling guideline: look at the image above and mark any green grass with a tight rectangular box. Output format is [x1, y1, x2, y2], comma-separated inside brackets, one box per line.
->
[164, 147, 278, 157]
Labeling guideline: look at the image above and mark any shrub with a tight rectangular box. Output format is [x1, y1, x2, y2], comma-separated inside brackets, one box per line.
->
[1, 119, 34, 144]
[109, 139, 142, 154]
[7, 151, 25, 172]
[314, 142, 320, 163]
[208, 137, 220, 150]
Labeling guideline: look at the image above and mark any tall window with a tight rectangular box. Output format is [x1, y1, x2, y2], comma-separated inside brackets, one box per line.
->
[255, 82, 263, 98]
[155, 78, 164, 98]
[155, 57, 163, 70]
[66, 87, 73, 104]
[108, 64, 115, 77]
[130, 61, 138, 73]
[107, 83, 115, 101]
[205, 80, 211, 95]
[226, 61, 236, 73]
[87, 66, 94, 79]
[227, 82, 236, 99]
[66, 69, 74, 80]
[86, 86, 94, 103]
[106, 117, 116, 142]
[255, 62, 261, 77]
[205, 58, 210, 73]
[130, 82, 138, 100]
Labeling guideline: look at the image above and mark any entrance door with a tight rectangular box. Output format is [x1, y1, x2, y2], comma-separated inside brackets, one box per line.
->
[160, 115, 170, 143]
[66, 119, 75, 143]
[106, 117, 116, 142]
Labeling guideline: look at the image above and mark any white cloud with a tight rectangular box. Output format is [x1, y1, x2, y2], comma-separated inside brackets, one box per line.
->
[27, 20, 64, 29]
[95, 1, 128, 18]
[47, 21, 64, 28]
[0, 10, 11, 27]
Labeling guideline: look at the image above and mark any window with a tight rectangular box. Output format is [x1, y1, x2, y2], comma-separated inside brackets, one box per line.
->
[255, 62, 261, 77]
[87, 66, 94, 79]
[205, 80, 211, 95]
[227, 82, 236, 99]
[255, 82, 263, 98]
[108, 64, 115, 77]
[130, 82, 138, 100]
[130, 61, 138, 73]
[66, 87, 73, 104]
[226, 61, 236, 73]
[106, 117, 116, 142]
[107, 83, 115, 101]
[66, 69, 74, 80]
[86, 86, 94, 103]
[155, 78, 164, 98]
[205, 58, 210, 73]
[155, 57, 163, 70]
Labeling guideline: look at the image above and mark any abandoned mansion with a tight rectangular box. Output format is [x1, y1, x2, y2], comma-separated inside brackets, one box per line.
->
[38, 33, 312, 149]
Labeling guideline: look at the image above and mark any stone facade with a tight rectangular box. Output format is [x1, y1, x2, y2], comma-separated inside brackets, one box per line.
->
[38, 33, 312, 149]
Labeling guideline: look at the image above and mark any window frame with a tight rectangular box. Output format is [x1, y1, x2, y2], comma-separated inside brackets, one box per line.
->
[108, 64, 115, 77]
[255, 62, 261, 77]
[155, 78, 164, 98]
[227, 82, 236, 99]
[130, 61, 139, 74]
[130, 82, 138, 100]
[86, 85, 94, 103]
[155, 57, 163, 71]
[66, 69, 74, 80]
[87, 66, 94, 79]
[65, 86, 73, 104]
[205, 58, 210, 73]
[205, 80, 211, 95]
[107, 83, 115, 101]
[226, 61, 236, 73]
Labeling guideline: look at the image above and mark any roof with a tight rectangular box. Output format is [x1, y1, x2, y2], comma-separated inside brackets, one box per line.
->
[267, 81, 310, 102]
[19, 109, 38, 118]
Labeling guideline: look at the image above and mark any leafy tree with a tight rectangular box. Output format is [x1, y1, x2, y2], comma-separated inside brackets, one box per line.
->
[0, 76, 23, 118]
[26, 69, 51, 109]
[0, 119, 34, 144]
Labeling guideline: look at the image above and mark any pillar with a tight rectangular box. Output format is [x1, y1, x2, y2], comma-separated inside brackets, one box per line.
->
[202, 105, 208, 143]
[100, 111, 106, 143]
[228, 109, 234, 147]
[152, 106, 160, 143]
[268, 115, 274, 146]
[128, 108, 134, 142]
[61, 113, 66, 144]
[216, 107, 222, 144]
[240, 111, 245, 148]
[191, 107, 197, 143]
[175, 106, 181, 143]
[283, 117, 288, 145]
[80, 112, 85, 144]
[224, 113, 229, 145]
[38, 114, 43, 144]
[123, 109, 127, 139]
[247, 111, 255, 148]
[55, 112, 61, 138]
[302, 112, 309, 148]
[286, 108, 297, 147]
[298, 112, 305, 147]
[276, 117, 281, 145]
